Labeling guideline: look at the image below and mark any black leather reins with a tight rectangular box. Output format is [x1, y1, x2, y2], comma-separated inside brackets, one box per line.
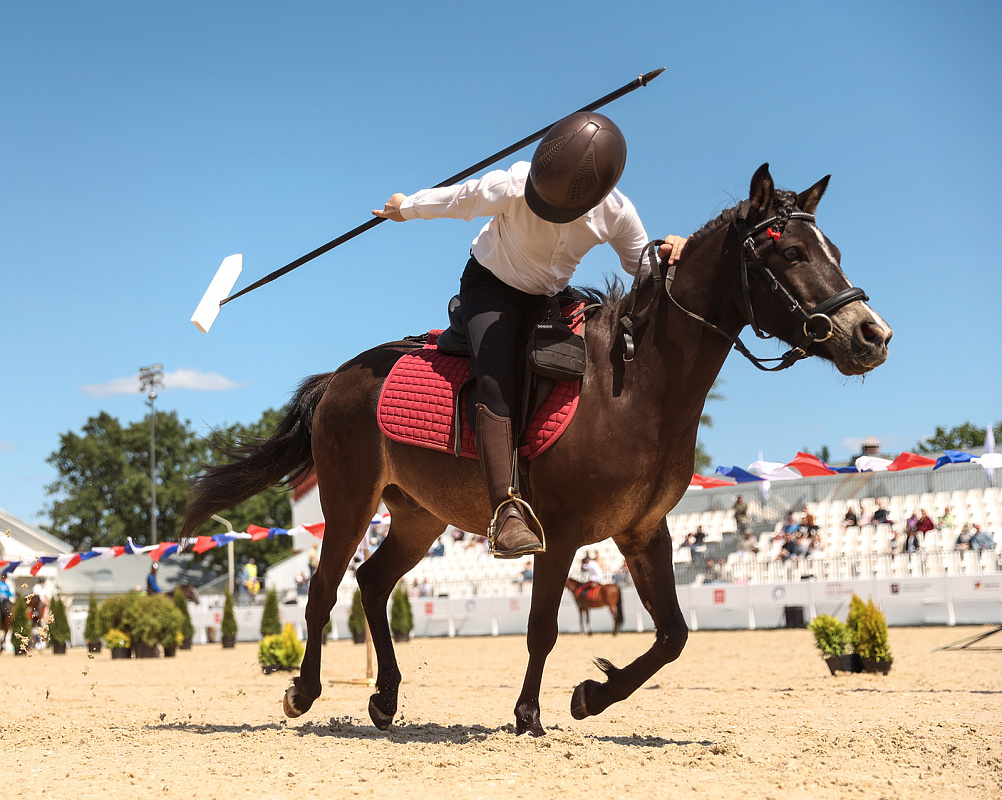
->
[621, 204, 868, 371]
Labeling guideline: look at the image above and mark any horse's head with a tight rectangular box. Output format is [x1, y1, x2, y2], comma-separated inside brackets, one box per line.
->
[736, 163, 892, 375]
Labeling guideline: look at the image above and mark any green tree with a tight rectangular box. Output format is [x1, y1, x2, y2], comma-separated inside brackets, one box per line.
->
[915, 421, 1002, 455]
[42, 406, 294, 575]
[44, 411, 209, 549]
[189, 408, 295, 574]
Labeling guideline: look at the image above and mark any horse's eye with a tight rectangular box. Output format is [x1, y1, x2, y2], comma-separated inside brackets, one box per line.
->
[783, 247, 801, 261]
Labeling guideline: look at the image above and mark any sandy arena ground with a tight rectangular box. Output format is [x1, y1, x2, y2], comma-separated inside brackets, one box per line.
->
[4, 625, 1001, 799]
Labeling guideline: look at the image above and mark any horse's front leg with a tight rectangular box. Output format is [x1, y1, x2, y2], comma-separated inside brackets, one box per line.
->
[286, 508, 371, 718]
[356, 508, 443, 730]
[571, 519, 688, 721]
[514, 545, 576, 736]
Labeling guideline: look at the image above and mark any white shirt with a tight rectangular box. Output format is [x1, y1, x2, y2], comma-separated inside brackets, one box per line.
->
[583, 560, 603, 583]
[399, 161, 651, 296]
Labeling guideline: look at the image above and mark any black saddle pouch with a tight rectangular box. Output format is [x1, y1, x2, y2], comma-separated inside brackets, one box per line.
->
[527, 316, 586, 381]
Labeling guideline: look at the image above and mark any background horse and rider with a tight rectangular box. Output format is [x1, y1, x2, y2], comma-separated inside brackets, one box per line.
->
[564, 577, 624, 636]
[182, 164, 891, 736]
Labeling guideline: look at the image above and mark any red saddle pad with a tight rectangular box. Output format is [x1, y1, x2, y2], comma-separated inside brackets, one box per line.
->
[377, 308, 584, 460]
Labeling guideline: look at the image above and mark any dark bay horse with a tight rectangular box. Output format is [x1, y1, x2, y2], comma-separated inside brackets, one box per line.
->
[565, 578, 623, 636]
[182, 164, 891, 736]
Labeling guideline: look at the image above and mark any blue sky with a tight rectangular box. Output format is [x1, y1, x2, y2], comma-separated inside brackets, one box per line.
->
[2, 1, 1000, 527]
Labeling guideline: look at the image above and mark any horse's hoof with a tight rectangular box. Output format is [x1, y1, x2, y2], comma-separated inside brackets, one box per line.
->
[283, 686, 310, 719]
[570, 680, 595, 720]
[514, 713, 546, 737]
[368, 694, 395, 730]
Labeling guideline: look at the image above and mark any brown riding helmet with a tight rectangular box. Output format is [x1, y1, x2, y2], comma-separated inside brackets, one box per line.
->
[525, 112, 627, 224]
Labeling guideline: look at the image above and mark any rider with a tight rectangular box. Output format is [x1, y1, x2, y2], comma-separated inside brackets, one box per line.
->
[374, 112, 687, 559]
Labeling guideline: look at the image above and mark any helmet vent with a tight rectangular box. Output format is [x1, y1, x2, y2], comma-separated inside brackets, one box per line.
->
[567, 146, 600, 204]
[533, 135, 569, 174]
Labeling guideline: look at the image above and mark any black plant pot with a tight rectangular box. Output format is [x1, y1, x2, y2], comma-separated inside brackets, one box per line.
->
[87, 641, 102, 654]
[825, 654, 863, 675]
[52, 642, 68, 655]
[111, 647, 131, 660]
[351, 630, 366, 644]
[134, 642, 160, 659]
[164, 645, 177, 658]
[180, 639, 193, 650]
[861, 658, 892, 674]
[393, 630, 411, 643]
[221, 635, 237, 648]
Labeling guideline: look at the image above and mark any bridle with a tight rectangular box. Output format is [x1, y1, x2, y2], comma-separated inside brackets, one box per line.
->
[620, 202, 868, 371]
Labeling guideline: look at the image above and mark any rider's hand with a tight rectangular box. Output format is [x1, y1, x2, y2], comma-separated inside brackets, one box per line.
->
[658, 234, 689, 265]
[372, 193, 407, 222]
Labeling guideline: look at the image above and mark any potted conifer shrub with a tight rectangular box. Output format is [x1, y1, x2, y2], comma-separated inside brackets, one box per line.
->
[260, 587, 282, 639]
[221, 588, 238, 647]
[258, 623, 305, 674]
[10, 595, 32, 655]
[807, 613, 859, 674]
[104, 629, 131, 658]
[84, 591, 103, 654]
[48, 595, 71, 654]
[172, 587, 195, 649]
[348, 588, 366, 644]
[130, 594, 183, 658]
[855, 597, 893, 674]
[390, 582, 413, 643]
[100, 591, 140, 657]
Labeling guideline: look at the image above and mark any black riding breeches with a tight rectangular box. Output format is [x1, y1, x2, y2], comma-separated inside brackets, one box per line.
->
[459, 257, 551, 422]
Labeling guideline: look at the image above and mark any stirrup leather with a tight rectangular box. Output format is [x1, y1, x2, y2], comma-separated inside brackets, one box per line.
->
[487, 488, 546, 556]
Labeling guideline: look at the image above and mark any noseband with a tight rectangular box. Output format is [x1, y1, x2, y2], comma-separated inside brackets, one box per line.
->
[621, 203, 868, 370]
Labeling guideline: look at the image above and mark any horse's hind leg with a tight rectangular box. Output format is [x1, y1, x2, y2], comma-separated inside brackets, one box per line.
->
[356, 495, 446, 730]
[571, 520, 688, 721]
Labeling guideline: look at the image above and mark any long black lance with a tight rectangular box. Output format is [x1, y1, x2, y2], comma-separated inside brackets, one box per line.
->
[191, 68, 664, 332]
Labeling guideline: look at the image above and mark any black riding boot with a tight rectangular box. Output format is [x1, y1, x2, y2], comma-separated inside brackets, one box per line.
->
[475, 404, 545, 559]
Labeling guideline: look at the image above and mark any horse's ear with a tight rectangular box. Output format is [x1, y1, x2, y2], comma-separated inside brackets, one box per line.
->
[797, 175, 831, 214]
[748, 163, 774, 220]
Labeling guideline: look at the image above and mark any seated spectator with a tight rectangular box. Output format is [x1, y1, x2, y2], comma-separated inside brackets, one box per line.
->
[782, 512, 799, 535]
[870, 499, 891, 526]
[904, 529, 923, 553]
[906, 511, 918, 531]
[800, 505, 818, 535]
[970, 525, 995, 551]
[842, 505, 858, 529]
[692, 526, 707, 546]
[737, 532, 759, 555]
[427, 536, 445, 557]
[418, 579, 433, 596]
[517, 559, 533, 589]
[703, 557, 722, 582]
[955, 524, 973, 550]
[937, 507, 956, 531]
[806, 533, 825, 559]
[613, 562, 631, 586]
[888, 528, 904, 554]
[777, 533, 799, 561]
[915, 509, 935, 537]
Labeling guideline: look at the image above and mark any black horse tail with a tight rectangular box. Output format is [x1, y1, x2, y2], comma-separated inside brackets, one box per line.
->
[615, 588, 624, 627]
[180, 373, 334, 538]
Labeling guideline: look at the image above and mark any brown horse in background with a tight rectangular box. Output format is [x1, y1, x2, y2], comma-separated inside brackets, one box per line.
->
[182, 164, 891, 736]
[565, 578, 623, 636]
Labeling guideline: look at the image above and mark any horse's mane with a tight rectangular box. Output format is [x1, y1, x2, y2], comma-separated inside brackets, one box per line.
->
[570, 190, 801, 311]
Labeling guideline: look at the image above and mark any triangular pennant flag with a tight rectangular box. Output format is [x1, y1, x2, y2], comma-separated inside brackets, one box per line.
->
[716, 465, 764, 483]
[933, 450, 974, 470]
[887, 452, 936, 471]
[785, 451, 837, 477]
